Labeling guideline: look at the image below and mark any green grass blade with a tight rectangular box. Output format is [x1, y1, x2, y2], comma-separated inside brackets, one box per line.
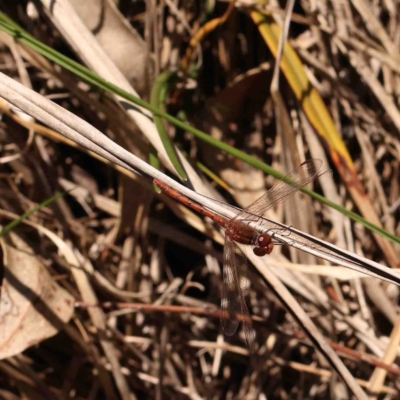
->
[150, 71, 187, 180]
[149, 146, 162, 193]
[0, 14, 398, 245]
[0, 190, 73, 237]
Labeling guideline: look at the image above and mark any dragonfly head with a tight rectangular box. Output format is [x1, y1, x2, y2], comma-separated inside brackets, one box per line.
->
[253, 233, 274, 257]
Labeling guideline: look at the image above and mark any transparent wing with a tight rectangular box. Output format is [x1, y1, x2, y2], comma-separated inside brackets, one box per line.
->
[221, 237, 255, 351]
[221, 236, 240, 336]
[231, 159, 324, 225]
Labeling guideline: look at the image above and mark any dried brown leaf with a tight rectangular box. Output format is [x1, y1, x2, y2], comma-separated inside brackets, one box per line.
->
[0, 232, 74, 359]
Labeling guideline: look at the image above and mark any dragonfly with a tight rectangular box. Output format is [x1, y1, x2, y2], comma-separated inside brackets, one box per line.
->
[154, 159, 324, 352]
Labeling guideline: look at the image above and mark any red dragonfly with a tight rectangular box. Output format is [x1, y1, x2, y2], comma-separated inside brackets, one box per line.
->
[154, 159, 324, 352]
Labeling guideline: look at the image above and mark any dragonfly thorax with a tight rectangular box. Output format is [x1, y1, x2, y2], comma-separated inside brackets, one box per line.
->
[226, 223, 274, 256]
[253, 233, 274, 257]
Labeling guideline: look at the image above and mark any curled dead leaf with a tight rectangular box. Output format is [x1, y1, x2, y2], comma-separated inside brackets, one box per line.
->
[0, 232, 74, 359]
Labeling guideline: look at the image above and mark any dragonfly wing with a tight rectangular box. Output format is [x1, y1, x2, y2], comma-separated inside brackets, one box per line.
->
[233, 242, 256, 352]
[232, 159, 324, 224]
[221, 237, 256, 351]
[221, 236, 240, 336]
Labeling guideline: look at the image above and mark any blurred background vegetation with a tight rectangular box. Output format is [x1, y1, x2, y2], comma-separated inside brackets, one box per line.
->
[0, 1, 399, 399]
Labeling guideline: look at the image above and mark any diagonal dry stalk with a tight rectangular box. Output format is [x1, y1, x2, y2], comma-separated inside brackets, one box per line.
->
[0, 2, 399, 399]
[0, 72, 397, 286]
[2, 71, 400, 399]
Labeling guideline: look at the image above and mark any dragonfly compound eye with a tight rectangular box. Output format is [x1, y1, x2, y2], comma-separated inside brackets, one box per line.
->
[253, 234, 273, 256]
[253, 246, 269, 257]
